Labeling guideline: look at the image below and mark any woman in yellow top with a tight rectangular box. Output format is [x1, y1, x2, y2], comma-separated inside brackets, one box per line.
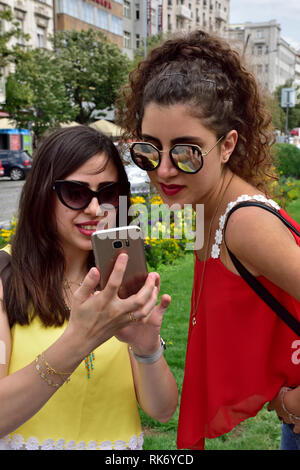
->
[0, 126, 178, 450]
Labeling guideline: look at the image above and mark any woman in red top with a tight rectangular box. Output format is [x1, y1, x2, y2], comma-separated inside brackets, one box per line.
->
[118, 30, 300, 449]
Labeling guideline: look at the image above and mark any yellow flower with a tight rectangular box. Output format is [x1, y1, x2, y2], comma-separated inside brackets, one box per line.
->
[130, 196, 145, 204]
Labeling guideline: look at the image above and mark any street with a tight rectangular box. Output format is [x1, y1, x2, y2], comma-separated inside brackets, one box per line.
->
[0, 178, 24, 227]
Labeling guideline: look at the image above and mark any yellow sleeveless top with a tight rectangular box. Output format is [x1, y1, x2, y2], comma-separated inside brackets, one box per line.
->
[0, 247, 142, 450]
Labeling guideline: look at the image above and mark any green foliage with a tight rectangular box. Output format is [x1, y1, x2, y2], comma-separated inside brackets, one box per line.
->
[0, 217, 17, 249]
[4, 29, 131, 138]
[4, 48, 76, 137]
[0, 6, 29, 71]
[286, 197, 300, 223]
[51, 29, 131, 124]
[130, 193, 193, 269]
[265, 94, 285, 131]
[273, 143, 300, 178]
[274, 79, 300, 131]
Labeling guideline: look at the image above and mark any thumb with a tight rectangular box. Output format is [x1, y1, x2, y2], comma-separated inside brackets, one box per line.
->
[157, 294, 171, 315]
[73, 268, 100, 305]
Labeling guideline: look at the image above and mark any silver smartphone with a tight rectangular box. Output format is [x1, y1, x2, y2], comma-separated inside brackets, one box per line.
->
[91, 225, 148, 298]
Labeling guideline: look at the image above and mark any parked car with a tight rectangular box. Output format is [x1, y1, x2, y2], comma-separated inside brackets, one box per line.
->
[0, 150, 32, 180]
[0, 160, 4, 177]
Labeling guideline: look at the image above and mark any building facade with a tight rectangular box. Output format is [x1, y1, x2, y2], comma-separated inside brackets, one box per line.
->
[55, 0, 123, 48]
[122, 0, 230, 60]
[163, 0, 229, 37]
[123, 0, 163, 60]
[229, 20, 299, 93]
[0, 0, 54, 50]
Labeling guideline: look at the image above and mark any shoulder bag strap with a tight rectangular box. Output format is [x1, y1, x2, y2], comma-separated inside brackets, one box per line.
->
[223, 201, 300, 337]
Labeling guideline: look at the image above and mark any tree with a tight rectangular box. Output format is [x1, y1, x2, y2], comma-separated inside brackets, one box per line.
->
[265, 94, 285, 131]
[132, 33, 171, 69]
[4, 48, 77, 138]
[52, 29, 131, 124]
[274, 80, 300, 131]
[0, 6, 29, 72]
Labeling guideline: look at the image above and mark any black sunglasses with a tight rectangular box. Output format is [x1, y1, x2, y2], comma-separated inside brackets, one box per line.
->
[130, 136, 224, 174]
[53, 180, 122, 210]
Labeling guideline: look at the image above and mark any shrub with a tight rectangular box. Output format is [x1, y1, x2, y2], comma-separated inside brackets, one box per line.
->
[0, 218, 17, 249]
[273, 143, 300, 178]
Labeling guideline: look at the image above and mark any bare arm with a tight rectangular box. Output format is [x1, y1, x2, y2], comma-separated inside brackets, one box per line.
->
[225, 206, 300, 422]
[0, 254, 175, 437]
[127, 296, 178, 423]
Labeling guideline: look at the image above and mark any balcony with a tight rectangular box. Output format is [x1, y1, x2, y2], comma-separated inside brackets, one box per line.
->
[215, 7, 227, 22]
[176, 5, 192, 21]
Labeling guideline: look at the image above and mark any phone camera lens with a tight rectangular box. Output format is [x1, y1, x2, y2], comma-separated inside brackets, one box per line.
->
[113, 240, 123, 249]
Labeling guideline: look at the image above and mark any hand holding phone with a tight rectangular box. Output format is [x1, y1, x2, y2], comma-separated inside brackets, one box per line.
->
[92, 225, 148, 299]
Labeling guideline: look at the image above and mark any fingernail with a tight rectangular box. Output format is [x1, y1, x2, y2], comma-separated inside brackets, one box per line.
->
[90, 268, 98, 279]
[149, 272, 157, 280]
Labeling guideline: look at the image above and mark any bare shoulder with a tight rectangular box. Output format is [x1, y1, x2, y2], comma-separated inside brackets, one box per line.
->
[224, 204, 296, 255]
[0, 278, 11, 378]
[223, 204, 300, 300]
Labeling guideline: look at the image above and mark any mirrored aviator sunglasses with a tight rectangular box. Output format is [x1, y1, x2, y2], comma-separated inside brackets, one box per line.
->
[53, 180, 121, 210]
[129, 142, 204, 174]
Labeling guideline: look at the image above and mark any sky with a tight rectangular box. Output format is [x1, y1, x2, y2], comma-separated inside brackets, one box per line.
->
[229, 0, 300, 50]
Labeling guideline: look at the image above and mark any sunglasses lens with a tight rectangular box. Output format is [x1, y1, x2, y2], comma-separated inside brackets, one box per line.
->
[131, 143, 159, 171]
[171, 145, 203, 173]
[100, 183, 119, 208]
[60, 182, 90, 209]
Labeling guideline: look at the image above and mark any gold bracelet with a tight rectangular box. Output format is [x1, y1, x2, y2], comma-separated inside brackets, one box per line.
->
[40, 352, 72, 379]
[35, 355, 71, 388]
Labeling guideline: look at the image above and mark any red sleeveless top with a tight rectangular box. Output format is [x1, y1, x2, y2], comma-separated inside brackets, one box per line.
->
[177, 197, 300, 450]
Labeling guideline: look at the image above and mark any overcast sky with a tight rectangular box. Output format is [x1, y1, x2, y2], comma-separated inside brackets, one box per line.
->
[229, 0, 300, 49]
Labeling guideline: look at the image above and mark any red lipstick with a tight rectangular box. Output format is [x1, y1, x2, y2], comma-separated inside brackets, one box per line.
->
[76, 221, 99, 237]
[160, 183, 185, 196]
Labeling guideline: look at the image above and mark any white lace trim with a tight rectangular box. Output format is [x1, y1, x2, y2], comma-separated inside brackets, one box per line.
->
[0, 432, 144, 450]
[211, 194, 281, 259]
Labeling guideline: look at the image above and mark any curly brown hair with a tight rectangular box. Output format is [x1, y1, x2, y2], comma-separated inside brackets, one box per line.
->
[117, 30, 276, 193]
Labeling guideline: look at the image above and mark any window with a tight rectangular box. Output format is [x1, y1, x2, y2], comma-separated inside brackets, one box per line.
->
[57, 0, 79, 18]
[257, 45, 263, 56]
[97, 9, 108, 30]
[151, 8, 156, 26]
[124, 31, 131, 49]
[82, 1, 94, 25]
[167, 13, 172, 31]
[124, 1, 131, 18]
[37, 26, 46, 48]
[256, 30, 263, 38]
[136, 33, 140, 49]
[110, 15, 122, 36]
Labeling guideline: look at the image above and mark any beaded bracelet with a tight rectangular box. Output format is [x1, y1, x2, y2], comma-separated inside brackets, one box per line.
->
[280, 387, 300, 423]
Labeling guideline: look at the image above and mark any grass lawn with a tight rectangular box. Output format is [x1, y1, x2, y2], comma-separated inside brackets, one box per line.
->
[286, 198, 300, 223]
[141, 253, 282, 450]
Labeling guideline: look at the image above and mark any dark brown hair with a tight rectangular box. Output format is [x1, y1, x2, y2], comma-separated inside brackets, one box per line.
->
[117, 30, 276, 191]
[3, 126, 130, 327]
